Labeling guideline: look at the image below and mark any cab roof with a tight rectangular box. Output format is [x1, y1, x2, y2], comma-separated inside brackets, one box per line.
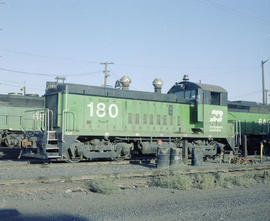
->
[168, 81, 227, 94]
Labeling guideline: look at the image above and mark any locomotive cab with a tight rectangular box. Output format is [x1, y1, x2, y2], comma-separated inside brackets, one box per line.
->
[167, 75, 227, 124]
[168, 76, 237, 154]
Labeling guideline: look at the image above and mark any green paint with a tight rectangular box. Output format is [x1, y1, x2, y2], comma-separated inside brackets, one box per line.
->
[53, 93, 231, 139]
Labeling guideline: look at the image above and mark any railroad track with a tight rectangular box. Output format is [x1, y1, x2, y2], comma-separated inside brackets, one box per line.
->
[0, 158, 269, 197]
[0, 163, 269, 186]
[1, 149, 269, 195]
[0, 155, 155, 169]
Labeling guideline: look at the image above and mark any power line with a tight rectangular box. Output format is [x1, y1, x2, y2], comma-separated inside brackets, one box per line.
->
[0, 80, 44, 91]
[0, 49, 261, 73]
[230, 90, 261, 100]
[0, 48, 100, 64]
[114, 62, 171, 69]
[0, 67, 101, 77]
[199, 0, 270, 27]
[0, 67, 53, 76]
[66, 70, 101, 77]
[0, 49, 167, 69]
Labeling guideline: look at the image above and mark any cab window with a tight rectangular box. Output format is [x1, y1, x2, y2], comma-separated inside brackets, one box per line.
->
[211, 92, 220, 105]
[175, 91, 185, 99]
[190, 90, 196, 99]
[185, 91, 191, 99]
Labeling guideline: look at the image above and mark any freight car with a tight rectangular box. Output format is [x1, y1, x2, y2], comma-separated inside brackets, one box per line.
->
[20, 75, 270, 161]
[0, 93, 44, 147]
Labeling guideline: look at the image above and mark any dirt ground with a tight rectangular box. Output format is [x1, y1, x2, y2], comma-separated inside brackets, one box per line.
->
[0, 182, 269, 221]
[0, 150, 269, 221]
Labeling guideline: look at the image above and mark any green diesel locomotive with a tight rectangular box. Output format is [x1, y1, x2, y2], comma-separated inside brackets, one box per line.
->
[20, 76, 270, 161]
[0, 93, 44, 147]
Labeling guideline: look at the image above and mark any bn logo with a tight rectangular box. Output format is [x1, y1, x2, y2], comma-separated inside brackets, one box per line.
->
[210, 110, 223, 123]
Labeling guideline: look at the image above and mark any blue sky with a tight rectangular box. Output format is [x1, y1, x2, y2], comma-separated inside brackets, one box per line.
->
[0, 0, 269, 102]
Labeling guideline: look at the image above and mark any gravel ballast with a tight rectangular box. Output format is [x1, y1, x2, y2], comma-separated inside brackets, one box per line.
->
[0, 183, 269, 221]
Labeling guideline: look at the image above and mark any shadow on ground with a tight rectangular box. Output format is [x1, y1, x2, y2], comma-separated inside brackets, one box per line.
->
[0, 147, 21, 160]
[130, 160, 156, 168]
[0, 209, 89, 221]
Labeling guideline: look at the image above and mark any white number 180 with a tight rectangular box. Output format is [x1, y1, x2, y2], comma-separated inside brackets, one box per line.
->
[88, 102, 118, 118]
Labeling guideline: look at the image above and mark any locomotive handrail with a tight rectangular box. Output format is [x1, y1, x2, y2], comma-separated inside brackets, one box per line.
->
[60, 110, 76, 142]
[0, 114, 23, 125]
[63, 111, 75, 132]
[238, 120, 241, 145]
[228, 118, 241, 147]
[23, 108, 45, 131]
[22, 108, 52, 132]
[48, 109, 54, 131]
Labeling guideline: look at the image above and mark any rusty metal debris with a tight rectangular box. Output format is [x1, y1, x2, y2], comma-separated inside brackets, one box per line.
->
[231, 157, 256, 165]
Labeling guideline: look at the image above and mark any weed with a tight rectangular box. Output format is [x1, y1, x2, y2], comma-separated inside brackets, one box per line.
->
[150, 174, 192, 190]
[230, 175, 257, 187]
[86, 179, 119, 194]
[150, 172, 261, 191]
[196, 174, 216, 190]
[263, 171, 269, 184]
[215, 173, 233, 189]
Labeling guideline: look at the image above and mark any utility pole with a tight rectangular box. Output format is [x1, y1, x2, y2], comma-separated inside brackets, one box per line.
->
[0, 1, 5, 31]
[21, 82, 26, 95]
[265, 90, 268, 104]
[262, 59, 270, 104]
[100, 62, 113, 87]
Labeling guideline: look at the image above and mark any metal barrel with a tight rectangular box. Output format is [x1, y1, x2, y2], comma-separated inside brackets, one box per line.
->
[192, 148, 203, 166]
[156, 147, 170, 168]
[170, 148, 182, 167]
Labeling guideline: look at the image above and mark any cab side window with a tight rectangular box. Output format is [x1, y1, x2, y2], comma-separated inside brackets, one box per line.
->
[211, 92, 220, 105]
[175, 90, 196, 100]
[185, 91, 191, 99]
[190, 90, 196, 99]
[175, 91, 185, 99]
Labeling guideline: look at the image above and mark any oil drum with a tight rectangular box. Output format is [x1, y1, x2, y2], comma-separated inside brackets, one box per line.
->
[192, 148, 203, 166]
[156, 147, 170, 168]
[170, 148, 182, 167]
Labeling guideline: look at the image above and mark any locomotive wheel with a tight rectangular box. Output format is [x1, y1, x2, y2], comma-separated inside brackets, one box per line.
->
[111, 156, 125, 161]
[63, 152, 81, 163]
[65, 157, 81, 163]
[4, 135, 16, 148]
[64, 146, 82, 163]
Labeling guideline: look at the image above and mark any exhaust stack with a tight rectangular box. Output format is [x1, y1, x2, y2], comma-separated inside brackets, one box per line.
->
[153, 78, 163, 93]
[120, 75, 131, 90]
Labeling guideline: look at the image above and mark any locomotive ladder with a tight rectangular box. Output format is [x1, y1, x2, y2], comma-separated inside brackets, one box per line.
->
[44, 110, 61, 159]
[45, 130, 61, 159]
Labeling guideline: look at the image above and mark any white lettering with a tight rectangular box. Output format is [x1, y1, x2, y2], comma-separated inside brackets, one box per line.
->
[88, 102, 119, 119]
[88, 102, 94, 117]
[109, 104, 118, 118]
[210, 110, 223, 122]
[96, 103, 106, 118]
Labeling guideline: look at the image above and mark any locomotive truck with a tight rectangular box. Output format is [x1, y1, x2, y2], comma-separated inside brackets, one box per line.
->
[20, 75, 270, 162]
[0, 93, 44, 147]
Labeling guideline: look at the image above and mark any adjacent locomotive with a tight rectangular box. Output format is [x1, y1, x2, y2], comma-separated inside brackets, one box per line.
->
[20, 76, 270, 161]
[228, 100, 270, 154]
[0, 93, 44, 147]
